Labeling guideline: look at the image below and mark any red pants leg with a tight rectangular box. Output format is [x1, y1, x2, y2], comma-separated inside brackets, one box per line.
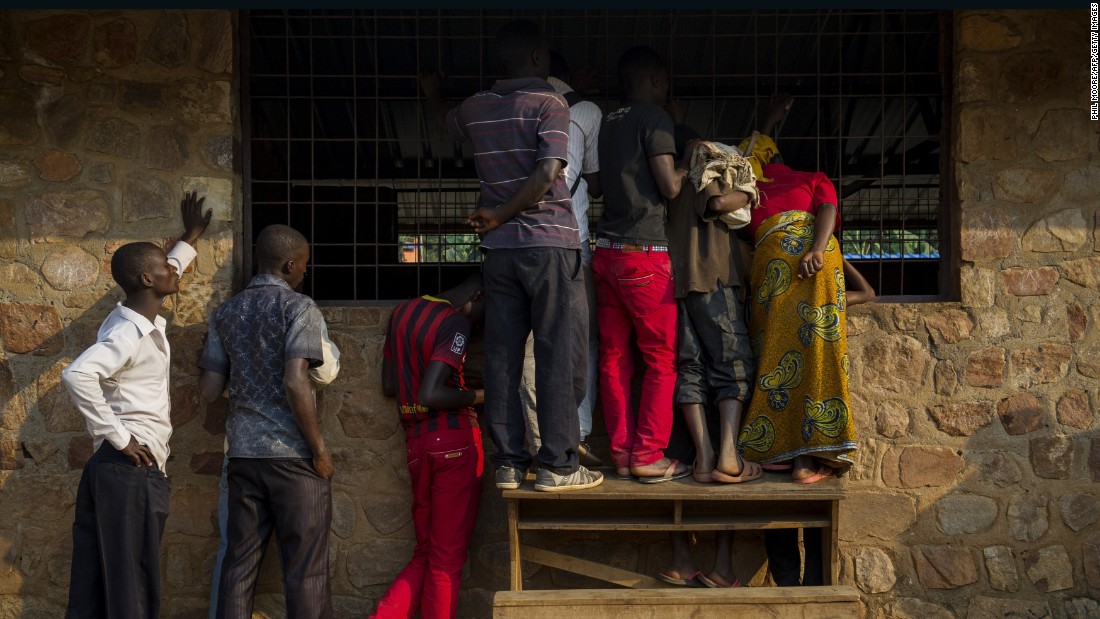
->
[593, 248, 637, 470]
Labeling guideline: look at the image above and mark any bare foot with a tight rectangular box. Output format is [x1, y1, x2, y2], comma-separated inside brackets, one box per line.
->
[792, 455, 817, 481]
[702, 570, 740, 588]
[631, 457, 687, 477]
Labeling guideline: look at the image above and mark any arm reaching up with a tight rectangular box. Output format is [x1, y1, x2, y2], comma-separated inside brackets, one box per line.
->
[842, 258, 876, 306]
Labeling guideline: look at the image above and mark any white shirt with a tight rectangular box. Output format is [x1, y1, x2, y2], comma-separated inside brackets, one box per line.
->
[548, 76, 602, 242]
[61, 241, 197, 472]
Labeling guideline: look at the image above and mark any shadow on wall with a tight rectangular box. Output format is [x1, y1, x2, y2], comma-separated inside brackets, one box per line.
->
[0, 224, 239, 618]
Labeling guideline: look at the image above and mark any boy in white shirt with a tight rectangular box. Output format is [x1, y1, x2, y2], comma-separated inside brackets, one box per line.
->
[61, 191, 211, 619]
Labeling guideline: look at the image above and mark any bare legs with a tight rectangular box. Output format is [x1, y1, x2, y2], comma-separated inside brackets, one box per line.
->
[682, 398, 761, 483]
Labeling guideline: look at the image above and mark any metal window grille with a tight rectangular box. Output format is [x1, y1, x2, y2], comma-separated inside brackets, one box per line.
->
[243, 9, 951, 303]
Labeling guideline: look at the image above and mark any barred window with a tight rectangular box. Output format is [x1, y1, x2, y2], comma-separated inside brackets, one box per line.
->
[244, 9, 951, 302]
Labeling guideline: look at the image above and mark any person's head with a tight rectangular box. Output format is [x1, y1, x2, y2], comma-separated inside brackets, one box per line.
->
[111, 242, 178, 298]
[548, 49, 570, 83]
[448, 272, 486, 325]
[617, 45, 669, 105]
[255, 224, 310, 289]
[495, 19, 550, 79]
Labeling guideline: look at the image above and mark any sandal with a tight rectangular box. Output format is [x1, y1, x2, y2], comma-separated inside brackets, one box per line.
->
[762, 461, 793, 471]
[634, 459, 692, 484]
[698, 572, 742, 588]
[711, 456, 763, 484]
[794, 463, 833, 485]
[657, 570, 707, 587]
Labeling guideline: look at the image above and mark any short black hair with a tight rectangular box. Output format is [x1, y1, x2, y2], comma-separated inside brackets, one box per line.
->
[110, 242, 163, 294]
[255, 224, 308, 270]
[548, 49, 570, 82]
[495, 19, 543, 75]
[618, 45, 665, 95]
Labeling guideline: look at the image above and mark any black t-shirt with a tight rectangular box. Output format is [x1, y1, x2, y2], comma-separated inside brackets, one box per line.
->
[596, 99, 676, 244]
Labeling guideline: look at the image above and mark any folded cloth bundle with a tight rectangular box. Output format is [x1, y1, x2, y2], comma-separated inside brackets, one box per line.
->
[688, 140, 759, 229]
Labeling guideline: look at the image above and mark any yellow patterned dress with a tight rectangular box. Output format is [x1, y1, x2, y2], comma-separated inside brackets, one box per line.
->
[739, 210, 857, 472]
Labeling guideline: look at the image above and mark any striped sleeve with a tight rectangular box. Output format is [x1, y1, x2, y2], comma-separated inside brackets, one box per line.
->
[535, 94, 570, 163]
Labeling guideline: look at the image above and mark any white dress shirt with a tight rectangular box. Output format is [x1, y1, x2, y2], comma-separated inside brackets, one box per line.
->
[547, 76, 602, 242]
[61, 241, 197, 472]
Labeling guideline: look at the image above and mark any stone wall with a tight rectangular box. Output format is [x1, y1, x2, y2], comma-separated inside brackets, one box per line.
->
[0, 8, 1097, 619]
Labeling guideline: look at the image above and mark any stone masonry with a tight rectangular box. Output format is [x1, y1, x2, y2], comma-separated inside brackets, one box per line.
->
[0, 9, 1097, 619]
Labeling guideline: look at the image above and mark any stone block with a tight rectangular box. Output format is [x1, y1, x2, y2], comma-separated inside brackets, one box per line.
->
[967, 596, 1050, 619]
[119, 81, 166, 112]
[983, 546, 1018, 592]
[89, 163, 112, 184]
[181, 176, 233, 221]
[993, 166, 1057, 204]
[1062, 256, 1100, 289]
[37, 361, 83, 433]
[958, 14, 1022, 51]
[346, 538, 415, 588]
[24, 440, 58, 465]
[958, 107, 1017, 162]
[1008, 492, 1049, 542]
[44, 95, 85, 149]
[839, 492, 917, 543]
[882, 446, 963, 489]
[1012, 344, 1072, 387]
[362, 490, 412, 536]
[83, 118, 141, 158]
[0, 161, 29, 186]
[856, 334, 932, 393]
[331, 490, 356, 539]
[1023, 209, 1089, 253]
[188, 451, 222, 476]
[123, 174, 174, 221]
[923, 309, 973, 344]
[67, 435, 93, 469]
[1086, 531, 1100, 588]
[1000, 55, 1062, 103]
[935, 493, 998, 535]
[1060, 493, 1100, 532]
[26, 191, 109, 240]
[145, 12, 190, 68]
[93, 19, 136, 68]
[179, 79, 232, 124]
[911, 546, 978, 589]
[165, 486, 216, 536]
[888, 598, 953, 619]
[170, 383, 199, 429]
[26, 14, 89, 61]
[34, 151, 81, 182]
[1023, 545, 1073, 592]
[0, 360, 24, 433]
[18, 64, 64, 86]
[976, 451, 1023, 488]
[0, 303, 63, 356]
[42, 245, 99, 291]
[933, 360, 958, 396]
[145, 126, 189, 171]
[0, 440, 23, 470]
[1066, 598, 1100, 619]
[929, 401, 994, 436]
[1001, 267, 1059, 296]
[874, 400, 910, 438]
[1034, 108, 1090, 160]
[960, 267, 996, 308]
[1029, 434, 1073, 480]
[203, 136, 233, 170]
[1068, 302, 1087, 343]
[0, 91, 39, 146]
[956, 57, 991, 103]
[196, 11, 233, 74]
[1091, 439, 1100, 482]
[1057, 390, 1091, 429]
[966, 347, 1005, 388]
[997, 392, 1044, 435]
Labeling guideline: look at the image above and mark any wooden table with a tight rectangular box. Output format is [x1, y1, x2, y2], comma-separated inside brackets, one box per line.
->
[501, 471, 844, 591]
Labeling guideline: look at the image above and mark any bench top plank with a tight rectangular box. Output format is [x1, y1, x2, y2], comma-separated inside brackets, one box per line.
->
[503, 471, 844, 501]
[494, 585, 861, 605]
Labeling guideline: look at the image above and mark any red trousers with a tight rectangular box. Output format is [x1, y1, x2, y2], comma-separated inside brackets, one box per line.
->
[369, 427, 483, 619]
[592, 248, 678, 469]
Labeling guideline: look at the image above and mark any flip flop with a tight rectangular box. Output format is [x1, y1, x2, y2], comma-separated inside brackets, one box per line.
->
[634, 459, 692, 484]
[762, 462, 793, 471]
[657, 570, 706, 587]
[711, 457, 763, 484]
[794, 464, 834, 484]
[698, 572, 742, 588]
[613, 468, 634, 481]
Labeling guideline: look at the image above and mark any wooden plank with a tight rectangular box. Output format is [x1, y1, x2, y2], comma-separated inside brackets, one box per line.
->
[520, 545, 666, 589]
[495, 585, 860, 605]
[826, 499, 840, 586]
[508, 499, 521, 591]
[503, 472, 844, 502]
[517, 514, 832, 531]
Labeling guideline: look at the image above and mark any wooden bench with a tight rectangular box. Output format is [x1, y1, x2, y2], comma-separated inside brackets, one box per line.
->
[493, 472, 856, 617]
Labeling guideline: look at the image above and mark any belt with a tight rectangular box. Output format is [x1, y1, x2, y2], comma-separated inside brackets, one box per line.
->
[595, 237, 669, 253]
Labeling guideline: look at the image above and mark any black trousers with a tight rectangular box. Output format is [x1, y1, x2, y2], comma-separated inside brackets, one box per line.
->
[216, 458, 332, 619]
[483, 247, 587, 474]
[66, 442, 170, 619]
[764, 528, 823, 586]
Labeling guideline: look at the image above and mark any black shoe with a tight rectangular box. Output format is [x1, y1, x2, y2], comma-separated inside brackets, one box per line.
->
[578, 440, 603, 468]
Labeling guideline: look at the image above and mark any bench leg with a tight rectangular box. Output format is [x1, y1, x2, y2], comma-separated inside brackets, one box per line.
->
[823, 500, 839, 585]
[508, 499, 522, 591]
